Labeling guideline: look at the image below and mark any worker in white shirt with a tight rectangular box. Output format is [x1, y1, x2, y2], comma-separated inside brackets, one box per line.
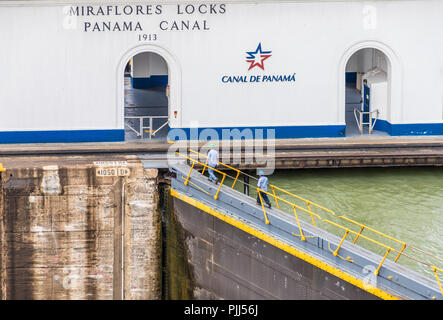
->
[206, 143, 219, 184]
[256, 170, 271, 208]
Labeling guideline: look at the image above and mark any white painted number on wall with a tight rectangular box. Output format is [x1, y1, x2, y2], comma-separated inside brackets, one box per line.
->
[96, 167, 130, 177]
[93, 161, 128, 167]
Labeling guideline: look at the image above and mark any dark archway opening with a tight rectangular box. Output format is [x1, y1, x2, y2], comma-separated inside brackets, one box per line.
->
[124, 51, 169, 141]
[345, 48, 390, 137]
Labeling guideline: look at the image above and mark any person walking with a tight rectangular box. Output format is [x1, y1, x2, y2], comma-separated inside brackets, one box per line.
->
[256, 170, 271, 208]
[206, 143, 219, 184]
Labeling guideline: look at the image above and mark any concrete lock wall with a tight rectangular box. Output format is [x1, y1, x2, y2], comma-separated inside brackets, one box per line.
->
[0, 0, 443, 142]
[0, 159, 161, 300]
[167, 195, 378, 300]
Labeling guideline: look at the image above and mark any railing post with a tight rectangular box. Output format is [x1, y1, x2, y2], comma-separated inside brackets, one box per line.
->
[139, 117, 143, 138]
[394, 243, 406, 263]
[184, 162, 195, 186]
[333, 230, 349, 256]
[149, 117, 153, 139]
[258, 188, 270, 225]
[271, 186, 280, 209]
[232, 170, 240, 189]
[359, 111, 363, 134]
[431, 266, 443, 298]
[306, 202, 315, 226]
[214, 173, 226, 200]
[292, 205, 306, 241]
[353, 226, 365, 244]
[375, 248, 391, 276]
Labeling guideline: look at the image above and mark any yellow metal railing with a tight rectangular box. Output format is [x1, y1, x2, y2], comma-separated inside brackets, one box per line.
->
[176, 152, 227, 200]
[176, 149, 443, 297]
[337, 215, 407, 262]
[0, 163, 5, 172]
[189, 149, 335, 220]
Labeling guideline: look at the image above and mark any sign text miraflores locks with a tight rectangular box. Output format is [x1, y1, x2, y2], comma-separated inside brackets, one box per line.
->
[67, 3, 226, 32]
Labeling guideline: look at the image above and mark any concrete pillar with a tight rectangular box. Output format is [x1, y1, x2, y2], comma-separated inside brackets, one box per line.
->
[0, 160, 161, 300]
[123, 168, 161, 300]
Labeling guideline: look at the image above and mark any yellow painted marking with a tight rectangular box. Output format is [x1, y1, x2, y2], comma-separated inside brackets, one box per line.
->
[170, 188, 400, 300]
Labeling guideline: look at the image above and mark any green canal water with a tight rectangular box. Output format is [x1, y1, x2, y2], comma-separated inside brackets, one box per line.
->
[224, 167, 443, 280]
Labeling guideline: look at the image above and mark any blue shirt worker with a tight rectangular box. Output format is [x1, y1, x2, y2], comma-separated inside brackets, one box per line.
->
[206, 143, 219, 184]
[256, 170, 271, 208]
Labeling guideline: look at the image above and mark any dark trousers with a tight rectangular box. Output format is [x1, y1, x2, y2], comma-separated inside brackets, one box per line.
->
[257, 191, 271, 205]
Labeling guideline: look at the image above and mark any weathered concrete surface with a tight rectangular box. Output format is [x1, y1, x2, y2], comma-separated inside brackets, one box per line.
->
[124, 167, 161, 300]
[2, 136, 443, 170]
[0, 156, 160, 300]
[169, 196, 378, 300]
[161, 185, 195, 300]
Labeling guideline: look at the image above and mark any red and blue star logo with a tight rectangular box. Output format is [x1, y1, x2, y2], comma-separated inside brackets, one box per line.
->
[246, 43, 272, 71]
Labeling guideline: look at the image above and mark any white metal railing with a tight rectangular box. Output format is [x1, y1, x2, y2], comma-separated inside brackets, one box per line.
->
[353, 108, 379, 134]
[125, 116, 169, 139]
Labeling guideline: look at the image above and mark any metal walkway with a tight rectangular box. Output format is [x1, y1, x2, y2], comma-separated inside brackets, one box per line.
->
[169, 149, 443, 300]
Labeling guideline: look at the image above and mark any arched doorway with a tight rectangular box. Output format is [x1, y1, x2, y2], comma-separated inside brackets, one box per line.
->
[344, 48, 390, 136]
[116, 45, 182, 141]
[124, 51, 169, 140]
[338, 41, 402, 137]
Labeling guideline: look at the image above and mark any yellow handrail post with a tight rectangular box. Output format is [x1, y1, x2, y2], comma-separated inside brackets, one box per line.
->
[292, 205, 306, 241]
[184, 162, 195, 186]
[0, 163, 5, 172]
[375, 248, 391, 276]
[431, 266, 443, 298]
[394, 243, 406, 263]
[231, 170, 240, 189]
[306, 202, 316, 226]
[257, 188, 270, 225]
[353, 226, 365, 244]
[214, 173, 226, 200]
[271, 186, 280, 209]
[333, 230, 349, 256]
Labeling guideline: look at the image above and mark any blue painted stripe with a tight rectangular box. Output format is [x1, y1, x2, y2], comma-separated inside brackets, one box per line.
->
[167, 125, 346, 140]
[2, 122, 441, 144]
[0, 130, 125, 144]
[373, 119, 392, 135]
[374, 120, 443, 136]
[131, 75, 168, 89]
[391, 123, 443, 136]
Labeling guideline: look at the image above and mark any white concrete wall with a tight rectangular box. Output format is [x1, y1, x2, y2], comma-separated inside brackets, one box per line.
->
[0, 0, 442, 134]
[441, 68, 443, 120]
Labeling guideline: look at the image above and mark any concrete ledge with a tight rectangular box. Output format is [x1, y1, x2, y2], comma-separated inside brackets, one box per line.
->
[1, 136, 443, 170]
